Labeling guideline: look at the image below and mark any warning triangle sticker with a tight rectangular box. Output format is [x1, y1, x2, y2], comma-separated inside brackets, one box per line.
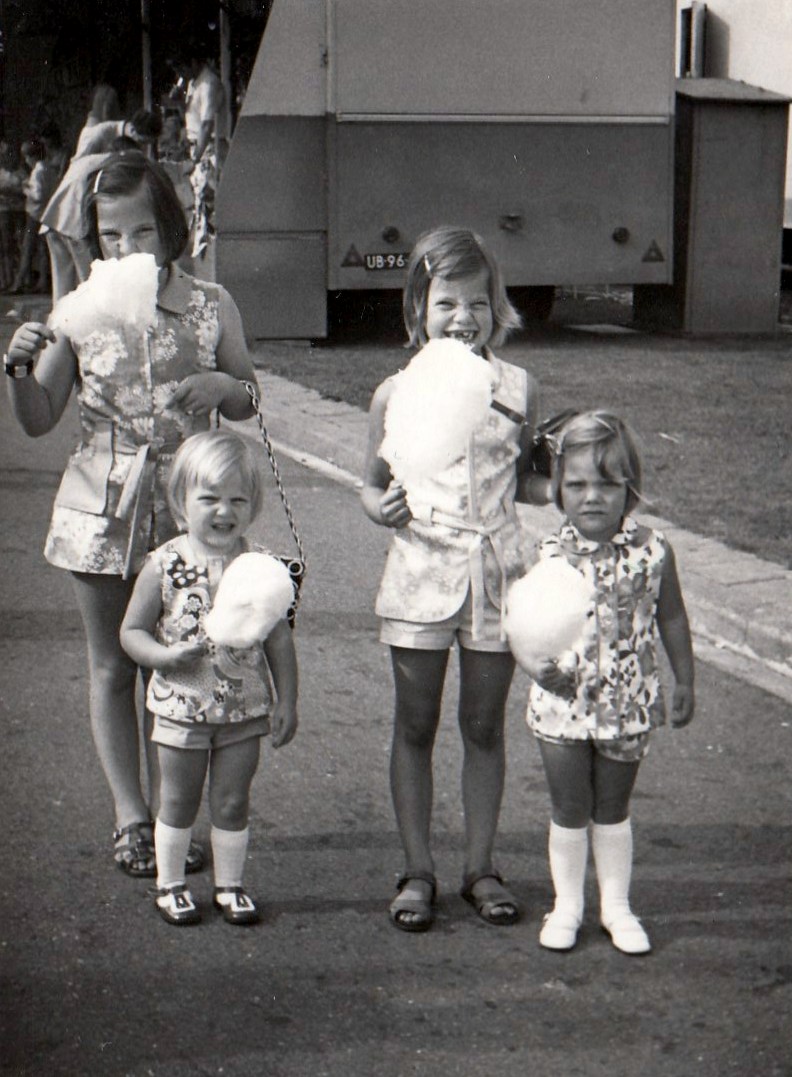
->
[641, 240, 665, 263]
[341, 245, 365, 267]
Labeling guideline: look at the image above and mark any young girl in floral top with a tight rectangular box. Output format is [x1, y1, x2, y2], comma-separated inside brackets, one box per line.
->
[5, 151, 258, 880]
[120, 431, 298, 925]
[522, 412, 695, 955]
[362, 226, 548, 932]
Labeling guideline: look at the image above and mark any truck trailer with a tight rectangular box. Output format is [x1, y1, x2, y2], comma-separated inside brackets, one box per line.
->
[216, 0, 676, 338]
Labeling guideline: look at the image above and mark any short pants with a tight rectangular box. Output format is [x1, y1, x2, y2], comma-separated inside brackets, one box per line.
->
[380, 587, 509, 653]
[533, 729, 651, 763]
[151, 713, 270, 750]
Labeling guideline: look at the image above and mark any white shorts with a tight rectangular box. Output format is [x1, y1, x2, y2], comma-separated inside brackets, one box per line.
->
[380, 588, 509, 653]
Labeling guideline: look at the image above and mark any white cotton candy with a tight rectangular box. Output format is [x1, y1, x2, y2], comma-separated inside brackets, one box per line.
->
[380, 338, 495, 483]
[504, 558, 594, 670]
[50, 253, 159, 339]
[204, 552, 294, 649]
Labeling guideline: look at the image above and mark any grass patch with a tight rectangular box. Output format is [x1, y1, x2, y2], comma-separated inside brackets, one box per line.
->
[253, 292, 792, 568]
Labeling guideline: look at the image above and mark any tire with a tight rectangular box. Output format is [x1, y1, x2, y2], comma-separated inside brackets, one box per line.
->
[508, 285, 555, 323]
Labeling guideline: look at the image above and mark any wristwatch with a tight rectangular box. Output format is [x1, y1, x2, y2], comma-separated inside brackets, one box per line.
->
[4, 354, 34, 379]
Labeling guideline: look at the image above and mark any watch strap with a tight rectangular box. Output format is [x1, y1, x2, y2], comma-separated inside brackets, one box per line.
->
[4, 355, 34, 378]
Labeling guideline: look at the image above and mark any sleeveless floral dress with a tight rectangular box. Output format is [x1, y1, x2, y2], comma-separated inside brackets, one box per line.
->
[146, 535, 274, 725]
[527, 517, 669, 742]
[44, 267, 236, 577]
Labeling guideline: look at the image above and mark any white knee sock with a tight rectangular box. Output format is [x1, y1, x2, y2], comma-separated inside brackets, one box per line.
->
[548, 821, 589, 920]
[212, 825, 250, 888]
[592, 818, 634, 924]
[155, 820, 192, 890]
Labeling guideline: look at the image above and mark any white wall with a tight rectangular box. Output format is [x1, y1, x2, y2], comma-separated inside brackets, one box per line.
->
[677, 0, 792, 220]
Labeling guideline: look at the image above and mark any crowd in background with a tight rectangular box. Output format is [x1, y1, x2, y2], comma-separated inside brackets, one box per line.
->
[1, 57, 223, 297]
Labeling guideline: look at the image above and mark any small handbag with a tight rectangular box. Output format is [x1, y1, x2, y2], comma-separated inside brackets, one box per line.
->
[242, 382, 307, 628]
[530, 408, 579, 477]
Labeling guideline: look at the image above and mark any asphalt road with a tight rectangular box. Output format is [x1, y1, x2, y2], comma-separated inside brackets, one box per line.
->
[1, 374, 790, 1076]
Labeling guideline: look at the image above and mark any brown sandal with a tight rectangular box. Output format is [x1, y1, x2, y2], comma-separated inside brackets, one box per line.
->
[113, 821, 156, 878]
[389, 872, 437, 933]
[461, 870, 520, 926]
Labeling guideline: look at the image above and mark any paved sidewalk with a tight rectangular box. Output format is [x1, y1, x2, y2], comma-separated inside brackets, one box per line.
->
[246, 364, 792, 703]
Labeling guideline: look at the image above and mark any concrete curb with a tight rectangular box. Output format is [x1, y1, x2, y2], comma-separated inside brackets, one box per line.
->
[248, 369, 792, 699]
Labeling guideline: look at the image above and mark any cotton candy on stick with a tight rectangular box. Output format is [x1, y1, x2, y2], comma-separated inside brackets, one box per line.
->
[504, 558, 593, 672]
[380, 338, 495, 483]
[204, 552, 294, 649]
[50, 252, 159, 339]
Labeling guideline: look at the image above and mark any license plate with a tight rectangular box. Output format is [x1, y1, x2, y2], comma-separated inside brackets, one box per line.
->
[364, 252, 409, 270]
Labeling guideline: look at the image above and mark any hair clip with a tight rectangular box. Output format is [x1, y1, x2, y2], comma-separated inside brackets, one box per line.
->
[92, 169, 104, 194]
[593, 414, 617, 435]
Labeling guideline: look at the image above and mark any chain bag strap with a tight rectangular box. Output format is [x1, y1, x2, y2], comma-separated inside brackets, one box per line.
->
[243, 381, 306, 628]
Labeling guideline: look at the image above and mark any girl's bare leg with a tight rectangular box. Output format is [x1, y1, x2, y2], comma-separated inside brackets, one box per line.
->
[70, 571, 149, 829]
[458, 648, 515, 896]
[208, 736, 261, 830]
[389, 646, 448, 887]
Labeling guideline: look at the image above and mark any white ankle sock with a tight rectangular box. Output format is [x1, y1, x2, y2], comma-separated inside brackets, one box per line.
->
[548, 821, 589, 920]
[155, 820, 192, 890]
[212, 825, 250, 889]
[592, 818, 634, 924]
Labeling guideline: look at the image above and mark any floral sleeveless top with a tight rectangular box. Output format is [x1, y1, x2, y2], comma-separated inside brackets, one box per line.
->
[527, 517, 668, 741]
[146, 536, 274, 725]
[375, 354, 532, 637]
[44, 268, 235, 577]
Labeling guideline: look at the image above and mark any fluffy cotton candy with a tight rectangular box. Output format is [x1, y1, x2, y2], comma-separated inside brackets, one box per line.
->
[50, 252, 159, 339]
[380, 338, 495, 483]
[204, 552, 294, 649]
[504, 557, 594, 671]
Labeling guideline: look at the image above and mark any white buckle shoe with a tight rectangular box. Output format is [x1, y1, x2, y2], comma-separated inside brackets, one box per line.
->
[213, 886, 260, 925]
[154, 884, 201, 926]
[601, 912, 651, 954]
[539, 909, 581, 951]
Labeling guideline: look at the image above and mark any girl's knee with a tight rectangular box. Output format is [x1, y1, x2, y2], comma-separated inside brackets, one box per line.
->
[552, 805, 591, 829]
[394, 706, 440, 750]
[210, 789, 250, 829]
[89, 652, 137, 695]
[591, 798, 631, 826]
[550, 788, 593, 828]
[459, 710, 504, 752]
[158, 792, 200, 829]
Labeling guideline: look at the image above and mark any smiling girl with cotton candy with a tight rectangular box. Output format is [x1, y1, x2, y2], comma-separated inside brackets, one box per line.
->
[120, 431, 298, 926]
[6, 151, 259, 882]
[362, 225, 550, 932]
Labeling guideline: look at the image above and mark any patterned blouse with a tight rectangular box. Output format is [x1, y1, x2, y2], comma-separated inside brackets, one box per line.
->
[44, 267, 239, 577]
[146, 535, 274, 725]
[375, 353, 533, 638]
[527, 517, 669, 741]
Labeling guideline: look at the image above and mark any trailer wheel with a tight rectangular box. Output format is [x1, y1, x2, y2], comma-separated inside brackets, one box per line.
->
[509, 286, 555, 323]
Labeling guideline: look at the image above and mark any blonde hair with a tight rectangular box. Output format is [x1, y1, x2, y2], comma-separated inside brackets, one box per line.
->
[167, 430, 263, 527]
[551, 411, 643, 515]
[402, 225, 521, 348]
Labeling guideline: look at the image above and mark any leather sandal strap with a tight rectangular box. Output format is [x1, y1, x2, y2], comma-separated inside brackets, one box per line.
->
[396, 870, 436, 891]
[113, 820, 154, 842]
[461, 869, 504, 895]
